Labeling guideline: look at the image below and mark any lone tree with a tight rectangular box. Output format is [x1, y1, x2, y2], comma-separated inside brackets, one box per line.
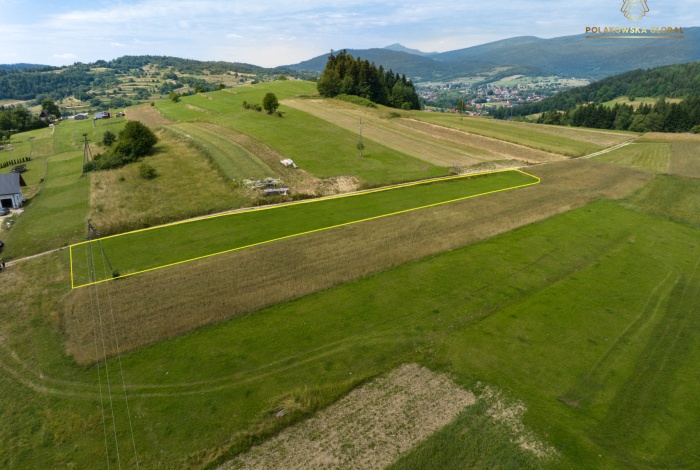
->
[41, 98, 61, 119]
[113, 120, 158, 159]
[101, 130, 117, 147]
[262, 93, 279, 114]
[457, 99, 466, 115]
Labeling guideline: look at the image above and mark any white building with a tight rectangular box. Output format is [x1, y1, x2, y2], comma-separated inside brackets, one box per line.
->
[0, 173, 25, 209]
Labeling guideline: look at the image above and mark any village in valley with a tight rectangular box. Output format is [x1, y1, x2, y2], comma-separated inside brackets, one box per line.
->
[417, 75, 590, 114]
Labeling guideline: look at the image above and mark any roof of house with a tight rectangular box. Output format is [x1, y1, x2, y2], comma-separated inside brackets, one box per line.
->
[0, 173, 25, 195]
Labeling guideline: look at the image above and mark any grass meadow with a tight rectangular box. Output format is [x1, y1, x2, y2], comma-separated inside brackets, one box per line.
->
[71, 170, 538, 286]
[4, 197, 700, 468]
[284, 98, 564, 167]
[155, 83, 447, 186]
[167, 123, 277, 181]
[592, 142, 671, 173]
[62, 160, 650, 363]
[412, 113, 635, 157]
[3, 79, 700, 469]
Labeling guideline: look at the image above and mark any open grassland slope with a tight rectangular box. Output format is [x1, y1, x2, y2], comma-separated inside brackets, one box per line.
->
[284, 98, 565, 167]
[167, 123, 276, 181]
[88, 129, 246, 236]
[593, 137, 700, 179]
[593, 142, 671, 173]
[226, 364, 477, 470]
[624, 174, 700, 227]
[4, 196, 700, 468]
[412, 112, 635, 157]
[71, 171, 537, 287]
[62, 160, 650, 363]
[155, 83, 447, 186]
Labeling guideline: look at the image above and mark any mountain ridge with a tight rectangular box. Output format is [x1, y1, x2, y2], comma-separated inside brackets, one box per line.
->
[287, 28, 700, 80]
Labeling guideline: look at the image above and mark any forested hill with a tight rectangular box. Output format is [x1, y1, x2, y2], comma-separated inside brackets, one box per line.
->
[0, 63, 47, 71]
[0, 55, 308, 101]
[491, 61, 700, 120]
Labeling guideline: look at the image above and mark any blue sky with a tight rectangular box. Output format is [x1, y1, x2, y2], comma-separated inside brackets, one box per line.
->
[0, 1, 696, 67]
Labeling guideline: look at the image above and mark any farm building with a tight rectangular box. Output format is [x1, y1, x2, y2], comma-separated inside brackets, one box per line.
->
[39, 110, 53, 121]
[93, 111, 111, 120]
[74, 113, 89, 120]
[0, 173, 26, 209]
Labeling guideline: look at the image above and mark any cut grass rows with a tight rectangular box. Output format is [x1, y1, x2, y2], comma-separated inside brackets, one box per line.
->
[70, 170, 539, 287]
[156, 84, 447, 186]
[593, 142, 671, 173]
[5, 198, 700, 468]
[168, 123, 276, 181]
[412, 113, 634, 157]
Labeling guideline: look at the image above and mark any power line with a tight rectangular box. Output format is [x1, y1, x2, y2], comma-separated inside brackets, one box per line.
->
[97, 238, 141, 469]
[88, 227, 122, 469]
[85, 243, 111, 469]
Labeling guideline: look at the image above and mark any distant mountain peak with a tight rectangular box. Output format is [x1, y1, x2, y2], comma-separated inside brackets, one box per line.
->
[384, 43, 437, 57]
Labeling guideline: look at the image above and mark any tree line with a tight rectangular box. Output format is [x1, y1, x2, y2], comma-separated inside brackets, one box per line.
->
[491, 62, 700, 121]
[0, 106, 47, 139]
[317, 50, 421, 110]
[534, 96, 700, 133]
[0, 66, 119, 101]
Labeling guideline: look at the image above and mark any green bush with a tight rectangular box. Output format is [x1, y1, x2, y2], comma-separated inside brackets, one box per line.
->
[139, 162, 157, 179]
[336, 94, 377, 108]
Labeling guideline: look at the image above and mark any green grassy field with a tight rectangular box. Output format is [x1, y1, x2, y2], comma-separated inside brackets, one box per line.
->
[602, 96, 682, 109]
[1, 120, 98, 259]
[624, 174, 700, 226]
[4, 78, 700, 469]
[4, 196, 700, 468]
[155, 83, 447, 185]
[167, 123, 277, 181]
[70, 170, 538, 286]
[412, 113, 634, 157]
[592, 142, 671, 173]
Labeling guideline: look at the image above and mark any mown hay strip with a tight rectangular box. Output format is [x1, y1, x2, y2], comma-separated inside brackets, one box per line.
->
[221, 363, 476, 470]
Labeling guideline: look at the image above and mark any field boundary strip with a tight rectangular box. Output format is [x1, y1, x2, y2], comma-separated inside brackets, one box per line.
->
[69, 169, 540, 289]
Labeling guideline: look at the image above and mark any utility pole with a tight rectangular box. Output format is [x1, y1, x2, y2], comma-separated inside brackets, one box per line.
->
[82, 133, 93, 173]
[358, 118, 363, 158]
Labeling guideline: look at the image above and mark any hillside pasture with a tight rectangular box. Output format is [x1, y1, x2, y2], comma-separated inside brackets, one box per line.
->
[602, 96, 682, 109]
[669, 142, 700, 179]
[167, 123, 277, 181]
[284, 98, 564, 167]
[88, 129, 243, 236]
[70, 170, 539, 288]
[62, 160, 650, 363]
[125, 104, 174, 128]
[624, 174, 700, 226]
[413, 113, 635, 157]
[592, 142, 671, 173]
[156, 84, 447, 186]
[1, 120, 100, 259]
[25, 197, 697, 469]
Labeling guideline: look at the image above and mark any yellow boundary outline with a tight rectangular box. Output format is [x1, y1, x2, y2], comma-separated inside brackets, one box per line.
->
[70, 169, 540, 289]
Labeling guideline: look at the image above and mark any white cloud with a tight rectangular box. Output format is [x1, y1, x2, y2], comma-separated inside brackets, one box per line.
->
[226, 33, 242, 39]
[52, 53, 79, 60]
[111, 42, 127, 47]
